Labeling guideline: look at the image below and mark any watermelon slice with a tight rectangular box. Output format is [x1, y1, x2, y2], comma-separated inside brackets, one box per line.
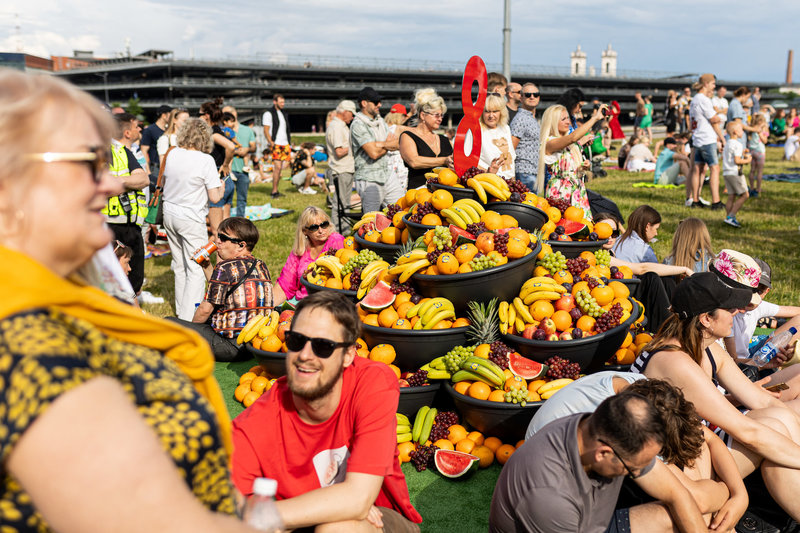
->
[375, 213, 392, 231]
[559, 220, 590, 240]
[360, 280, 395, 311]
[449, 225, 476, 246]
[434, 449, 479, 478]
[509, 352, 548, 380]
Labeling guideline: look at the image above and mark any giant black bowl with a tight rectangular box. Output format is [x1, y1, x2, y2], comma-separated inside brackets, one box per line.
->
[486, 202, 547, 232]
[360, 323, 469, 372]
[545, 239, 609, 259]
[244, 345, 287, 378]
[427, 182, 480, 202]
[354, 233, 402, 263]
[398, 383, 442, 418]
[402, 214, 435, 242]
[300, 277, 358, 301]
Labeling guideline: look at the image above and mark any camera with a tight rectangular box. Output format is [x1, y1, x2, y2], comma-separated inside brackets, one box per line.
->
[593, 103, 611, 117]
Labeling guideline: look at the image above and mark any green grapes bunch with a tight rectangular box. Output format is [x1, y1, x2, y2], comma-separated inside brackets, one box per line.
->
[594, 249, 611, 267]
[342, 249, 380, 276]
[538, 251, 567, 274]
[469, 254, 498, 272]
[575, 290, 605, 318]
[432, 226, 453, 251]
[443, 345, 476, 374]
[503, 387, 530, 406]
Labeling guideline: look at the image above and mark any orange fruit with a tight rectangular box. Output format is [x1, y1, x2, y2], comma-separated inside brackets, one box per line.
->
[488, 389, 506, 402]
[621, 332, 633, 349]
[552, 310, 573, 332]
[437, 168, 459, 186]
[239, 371, 258, 385]
[454, 243, 479, 264]
[609, 281, 630, 300]
[260, 334, 282, 353]
[468, 381, 491, 400]
[504, 376, 527, 392]
[533, 265, 550, 278]
[325, 277, 343, 289]
[591, 286, 615, 306]
[424, 265, 439, 275]
[420, 213, 443, 226]
[243, 391, 261, 408]
[363, 313, 380, 327]
[571, 280, 589, 296]
[615, 348, 636, 365]
[369, 344, 396, 364]
[454, 381, 472, 395]
[531, 300, 555, 321]
[404, 189, 418, 207]
[614, 297, 633, 312]
[564, 205, 584, 223]
[431, 189, 454, 211]
[355, 337, 368, 351]
[395, 302, 414, 319]
[500, 214, 518, 229]
[433, 438, 455, 451]
[459, 264, 472, 275]
[250, 376, 269, 394]
[409, 316, 420, 328]
[401, 228, 409, 243]
[392, 318, 412, 330]
[452, 317, 470, 328]
[414, 188, 433, 205]
[505, 238, 528, 259]
[248, 365, 264, 375]
[447, 424, 469, 444]
[475, 232, 495, 254]
[337, 248, 358, 264]
[496, 444, 516, 465]
[342, 273, 353, 290]
[635, 333, 653, 346]
[486, 250, 507, 266]
[423, 229, 435, 246]
[432, 320, 452, 329]
[364, 229, 381, 243]
[528, 379, 547, 394]
[596, 265, 611, 279]
[481, 211, 504, 231]
[455, 438, 476, 454]
[251, 336, 264, 350]
[378, 306, 399, 328]
[467, 431, 485, 445]
[392, 210, 408, 230]
[508, 228, 530, 246]
[436, 252, 459, 275]
[579, 251, 597, 266]
[540, 220, 557, 238]
[234, 383, 251, 402]
[394, 291, 412, 308]
[388, 364, 401, 379]
[617, 265, 634, 279]
[503, 369, 514, 380]
[545, 206, 562, 223]
[552, 269, 573, 285]
[594, 221, 614, 240]
[397, 441, 416, 463]
[576, 315, 596, 333]
[343, 235, 357, 250]
[474, 343, 491, 359]
[380, 227, 401, 245]
[515, 440, 525, 449]
[472, 445, 495, 468]
[528, 390, 541, 401]
[483, 436, 503, 453]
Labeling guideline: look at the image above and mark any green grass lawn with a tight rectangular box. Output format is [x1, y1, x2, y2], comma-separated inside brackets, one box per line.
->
[148, 145, 798, 533]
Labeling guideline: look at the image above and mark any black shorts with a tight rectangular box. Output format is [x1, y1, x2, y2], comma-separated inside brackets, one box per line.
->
[606, 508, 631, 533]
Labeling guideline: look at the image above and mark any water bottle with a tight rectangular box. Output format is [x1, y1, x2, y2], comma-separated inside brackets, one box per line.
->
[753, 327, 798, 367]
[242, 478, 284, 532]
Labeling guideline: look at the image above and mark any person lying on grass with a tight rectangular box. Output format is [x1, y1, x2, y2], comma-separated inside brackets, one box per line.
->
[232, 291, 422, 532]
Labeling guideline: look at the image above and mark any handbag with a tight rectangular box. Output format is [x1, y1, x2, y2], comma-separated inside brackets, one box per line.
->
[145, 146, 174, 225]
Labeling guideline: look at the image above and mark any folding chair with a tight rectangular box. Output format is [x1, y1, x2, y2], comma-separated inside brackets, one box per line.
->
[329, 172, 361, 235]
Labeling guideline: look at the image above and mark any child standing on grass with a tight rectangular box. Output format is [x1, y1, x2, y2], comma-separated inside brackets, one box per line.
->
[721, 121, 752, 228]
[747, 114, 769, 197]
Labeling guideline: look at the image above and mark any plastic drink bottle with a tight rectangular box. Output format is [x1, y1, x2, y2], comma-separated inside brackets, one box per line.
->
[191, 241, 217, 265]
[242, 478, 284, 532]
[753, 327, 798, 367]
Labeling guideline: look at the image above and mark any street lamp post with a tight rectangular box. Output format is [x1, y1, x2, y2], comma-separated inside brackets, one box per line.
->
[503, 0, 511, 81]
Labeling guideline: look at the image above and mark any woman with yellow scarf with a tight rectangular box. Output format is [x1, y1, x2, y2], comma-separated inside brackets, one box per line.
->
[0, 71, 259, 531]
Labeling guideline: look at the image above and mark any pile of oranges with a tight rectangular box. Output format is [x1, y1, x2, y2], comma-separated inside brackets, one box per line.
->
[614, 332, 653, 365]
[356, 293, 471, 330]
[397, 425, 522, 469]
[234, 365, 277, 408]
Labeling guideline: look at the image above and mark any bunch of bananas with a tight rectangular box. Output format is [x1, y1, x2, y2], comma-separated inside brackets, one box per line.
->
[466, 173, 511, 203]
[356, 260, 391, 299]
[535, 378, 574, 400]
[396, 412, 413, 443]
[305, 255, 344, 286]
[418, 356, 453, 379]
[439, 198, 485, 230]
[387, 249, 430, 283]
[498, 298, 531, 335]
[406, 297, 456, 330]
[411, 406, 439, 444]
[450, 356, 506, 389]
[519, 276, 567, 305]
[351, 211, 386, 232]
[236, 310, 280, 345]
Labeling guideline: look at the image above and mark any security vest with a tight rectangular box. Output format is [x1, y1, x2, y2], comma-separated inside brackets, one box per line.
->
[103, 141, 148, 225]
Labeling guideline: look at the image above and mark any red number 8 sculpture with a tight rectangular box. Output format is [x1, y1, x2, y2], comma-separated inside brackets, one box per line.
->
[453, 56, 488, 176]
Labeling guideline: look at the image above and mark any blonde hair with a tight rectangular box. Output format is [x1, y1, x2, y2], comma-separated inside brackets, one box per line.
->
[665, 218, 713, 272]
[480, 94, 509, 128]
[292, 206, 333, 256]
[536, 105, 581, 195]
[415, 87, 447, 115]
[165, 108, 189, 136]
[751, 113, 766, 128]
[176, 117, 214, 153]
[0, 70, 115, 188]
[385, 112, 406, 126]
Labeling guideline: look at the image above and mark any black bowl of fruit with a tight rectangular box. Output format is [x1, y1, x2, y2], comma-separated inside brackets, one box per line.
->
[487, 202, 547, 232]
[300, 276, 358, 300]
[398, 381, 442, 418]
[502, 299, 640, 373]
[360, 323, 470, 372]
[402, 213, 439, 242]
[413, 241, 541, 314]
[427, 181, 480, 202]
[244, 344, 287, 378]
[354, 232, 402, 263]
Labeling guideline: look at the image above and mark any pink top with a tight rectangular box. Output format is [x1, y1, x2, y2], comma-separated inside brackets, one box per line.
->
[277, 233, 345, 299]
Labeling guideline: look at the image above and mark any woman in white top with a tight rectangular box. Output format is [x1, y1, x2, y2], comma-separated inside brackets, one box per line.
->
[478, 94, 516, 180]
[625, 136, 657, 172]
[162, 118, 223, 320]
[156, 108, 190, 157]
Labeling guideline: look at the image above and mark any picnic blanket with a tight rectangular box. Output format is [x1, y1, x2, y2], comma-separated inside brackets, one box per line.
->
[762, 174, 800, 183]
[245, 203, 293, 221]
[631, 182, 682, 189]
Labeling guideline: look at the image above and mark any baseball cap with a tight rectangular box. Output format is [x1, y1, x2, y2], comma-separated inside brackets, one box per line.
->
[156, 104, 173, 116]
[336, 100, 357, 114]
[753, 258, 772, 288]
[671, 272, 753, 319]
[357, 87, 382, 104]
[389, 104, 408, 115]
[692, 73, 715, 90]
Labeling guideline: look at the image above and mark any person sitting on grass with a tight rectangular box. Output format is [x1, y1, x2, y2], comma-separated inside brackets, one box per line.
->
[612, 205, 661, 264]
[653, 136, 689, 185]
[490, 392, 710, 533]
[291, 141, 325, 195]
[625, 135, 657, 173]
[173, 217, 285, 361]
[663, 217, 714, 274]
[721, 121, 752, 229]
[232, 291, 422, 531]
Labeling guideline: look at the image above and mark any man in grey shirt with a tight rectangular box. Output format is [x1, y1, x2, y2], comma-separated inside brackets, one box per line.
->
[510, 82, 541, 192]
[326, 100, 356, 232]
[490, 393, 708, 533]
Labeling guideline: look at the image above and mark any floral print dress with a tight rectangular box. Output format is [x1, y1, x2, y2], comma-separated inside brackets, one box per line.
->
[543, 136, 591, 219]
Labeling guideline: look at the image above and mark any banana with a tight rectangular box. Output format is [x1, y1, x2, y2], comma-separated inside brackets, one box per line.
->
[395, 249, 428, 266]
[451, 206, 476, 225]
[399, 259, 430, 283]
[396, 424, 411, 434]
[541, 388, 566, 400]
[315, 256, 342, 282]
[257, 310, 281, 338]
[460, 361, 504, 389]
[419, 298, 454, 324]
[411, 406, 429, 443]
[351, 213, 377, 231]
[237, 313, 265, 344]
[507, 302, 516, 332]
[515, 315, 526, 334]
[422, 308, 456, 329]
[522, 291, 564, 305]
[440, 208, 467, 229]
[424, 172, 439, 180]
[513, 297, 535, 324]
[519, 284, 566, 301]
[473, 172, 507, 190]
[466, 178, 488, 204]
[361, 260, 390, 281]
[498, 301, 509, 324]
[450, 369, 496, 387]
[454, 198, 485, 216]
[416, 297, 444, 321]
[397, 432, 413, 443]
[537, 378, 574, 395]
[499, 320, 508, 335]
[479, 179, 510, 201]
[396, 413, 410, 426]
[405, 301, 424, 318]
[419, 407, 437, 444]
[429, 356, 446, 370]
[521, 277, 564, 292]
[463, 356, 506, 385]
[426, 370, 451, 380]
[454, 203, 481, 224]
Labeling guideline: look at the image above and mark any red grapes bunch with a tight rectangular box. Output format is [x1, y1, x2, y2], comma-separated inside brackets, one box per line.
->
[545, 356, 581, 380]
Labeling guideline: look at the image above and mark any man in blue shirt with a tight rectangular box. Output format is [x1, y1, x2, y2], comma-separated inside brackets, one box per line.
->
[654, 137, 689, 185]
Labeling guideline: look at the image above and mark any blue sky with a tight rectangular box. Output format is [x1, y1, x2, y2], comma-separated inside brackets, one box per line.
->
[2, 0, 798, 83]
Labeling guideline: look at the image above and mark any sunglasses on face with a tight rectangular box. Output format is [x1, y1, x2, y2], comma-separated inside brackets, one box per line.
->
[610, 230, 620, 238]
[24, 145, 111, 183]
[305, 220, 331, 232]
[523, 92, 541, 98]
[285, 331, 352, 358]
[217, 232, 243, 245]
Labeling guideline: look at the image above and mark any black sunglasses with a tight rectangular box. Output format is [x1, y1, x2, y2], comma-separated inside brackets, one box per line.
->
[217, 232, 243, 245]
[523, 92, 541, 98]
[611, 230, 620, 238]
[598, 438, 641, 479]
[305, 221, 331, 232]
[285, 331, 352, 358]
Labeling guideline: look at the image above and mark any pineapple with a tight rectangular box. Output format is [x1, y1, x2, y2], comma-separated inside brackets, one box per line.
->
[467, 298, 512, 370]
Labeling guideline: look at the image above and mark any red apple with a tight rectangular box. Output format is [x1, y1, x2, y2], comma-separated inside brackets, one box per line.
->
[554, 294, 575, 312]
[400, 372, 414, 379]
[541, 318, 557, 336]
[276, 320, 291, 341]
[279, 310, 295, 323]
[559, 330, 573, 341]
[398, 379, 410, 388]
[546, 333, 560, 341]
[522, 325, 538, 339]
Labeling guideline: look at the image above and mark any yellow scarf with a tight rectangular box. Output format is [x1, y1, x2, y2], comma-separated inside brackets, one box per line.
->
[0, 245, 232, 456]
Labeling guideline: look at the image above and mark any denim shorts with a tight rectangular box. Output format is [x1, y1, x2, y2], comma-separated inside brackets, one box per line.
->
[693, 143, 719, 166]
[210, 175, 235, 207]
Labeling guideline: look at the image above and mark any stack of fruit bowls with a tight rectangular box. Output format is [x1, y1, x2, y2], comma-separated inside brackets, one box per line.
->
[485, 201, 547, 232]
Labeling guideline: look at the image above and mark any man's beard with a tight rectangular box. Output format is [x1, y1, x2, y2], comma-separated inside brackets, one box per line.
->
[287, 357, 344, 401]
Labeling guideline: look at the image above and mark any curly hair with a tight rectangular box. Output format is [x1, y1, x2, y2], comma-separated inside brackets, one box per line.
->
[414, 87, 447, 116]
[625, 379, 704, 469]
[176, 117, 214, 153]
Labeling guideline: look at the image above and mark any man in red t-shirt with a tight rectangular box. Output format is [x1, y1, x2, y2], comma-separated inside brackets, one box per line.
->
[232, 291, 422, 531]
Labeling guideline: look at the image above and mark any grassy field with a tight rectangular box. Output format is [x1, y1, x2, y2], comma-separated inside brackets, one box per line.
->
[143, 143, 798, 532]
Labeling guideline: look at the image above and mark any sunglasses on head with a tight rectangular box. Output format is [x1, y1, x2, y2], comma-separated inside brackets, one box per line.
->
[285, 331, 352, 358]
[24, 145, 111, 183]
[523, 92, 541, 98]
[217, 232, 243, 245]
[305, 221, 330, 232]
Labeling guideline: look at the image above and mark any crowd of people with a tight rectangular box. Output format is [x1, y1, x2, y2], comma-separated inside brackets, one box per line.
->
[3, 65, 800, 533]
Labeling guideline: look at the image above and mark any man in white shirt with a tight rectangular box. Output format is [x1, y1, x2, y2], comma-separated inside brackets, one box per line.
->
[712, 86, 729, 130]
[263, 94, 290, 199]
[688, 73, 726, 210]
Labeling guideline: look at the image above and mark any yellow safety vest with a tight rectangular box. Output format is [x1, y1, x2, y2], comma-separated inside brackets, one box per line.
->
[103, 142, 148, 225]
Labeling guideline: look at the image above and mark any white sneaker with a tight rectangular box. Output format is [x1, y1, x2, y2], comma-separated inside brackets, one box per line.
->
[685, 198, 693, 207]
[137, 291, 165, 304]
[301, 187, 318, 195]
[698, 197, 711, 206]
